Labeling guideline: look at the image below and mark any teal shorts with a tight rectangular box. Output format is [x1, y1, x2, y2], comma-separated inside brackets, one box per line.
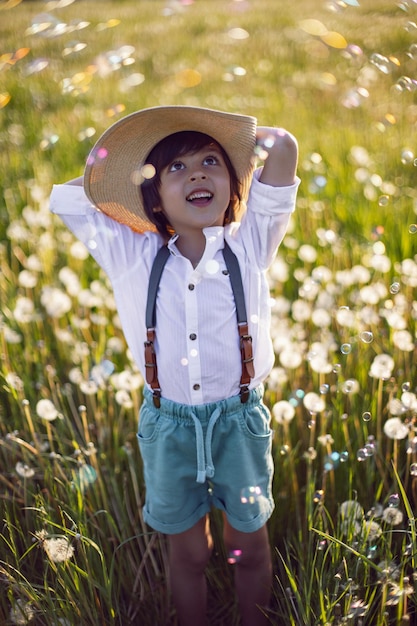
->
[137, 385, 275, 535]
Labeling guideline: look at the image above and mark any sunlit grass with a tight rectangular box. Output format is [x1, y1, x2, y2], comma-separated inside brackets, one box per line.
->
[1, 0, 417, 624]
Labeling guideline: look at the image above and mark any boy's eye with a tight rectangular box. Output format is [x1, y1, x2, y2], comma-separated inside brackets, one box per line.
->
[203, 155, 219, 166]
[168, 161, 185, 172]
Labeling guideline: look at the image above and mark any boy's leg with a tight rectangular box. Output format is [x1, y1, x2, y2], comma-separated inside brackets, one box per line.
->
[223, 518, 272, 626]
[167, 514, 213, 626]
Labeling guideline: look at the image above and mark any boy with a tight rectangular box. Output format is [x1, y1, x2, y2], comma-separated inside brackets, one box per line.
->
[50, 105, 299, 625]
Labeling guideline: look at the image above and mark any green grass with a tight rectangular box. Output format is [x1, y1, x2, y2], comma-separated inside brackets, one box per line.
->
[1, 0, 417, 623]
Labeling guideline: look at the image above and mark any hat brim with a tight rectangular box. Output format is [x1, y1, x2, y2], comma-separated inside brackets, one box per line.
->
[84, 106, 257, 233]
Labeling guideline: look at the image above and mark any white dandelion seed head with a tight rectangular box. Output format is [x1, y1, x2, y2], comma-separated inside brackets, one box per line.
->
[41, 286, 72, 318]
[388, 398, 407, 416]
[341, 378, 360, 394]
[43, 537, 75, 563]
[13, 296, 36, 324]
[279, 348, 303, 370]
[106, 336, 125, 354]
[15, 462, 35, 478]
[369, 353, 395, 379]
[18, 270, 38, 289]
[382, 507, 404, 526]
[79, 380, 99, 395]
[9, 598, 35, 625]
[267, 367, 288, 390]
[5, 372, 24, 391]
[115, 389, 134, 408]
[339, 500, 364, 520]
[291, 299, 312, 322]
[363, 520, 382, 542]
[401, 391, 417, 410]
[335, 306, 356, 328]
[383, 417, 409, 440]
[303, 392, 325, 413]
[272, 400, 295, 424]
[311, 308, 332, 328]
[36, 398, 59, 421]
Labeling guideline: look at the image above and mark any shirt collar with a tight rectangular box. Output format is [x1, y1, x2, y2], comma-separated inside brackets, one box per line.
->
[167, 226, 225, 259]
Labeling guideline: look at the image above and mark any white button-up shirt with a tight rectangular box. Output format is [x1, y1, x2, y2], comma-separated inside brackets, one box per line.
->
[50, 169, 300, 405]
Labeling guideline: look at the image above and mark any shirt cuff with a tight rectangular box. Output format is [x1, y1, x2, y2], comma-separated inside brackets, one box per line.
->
[49, 183, 97, 215]
[248, 167, 301, 214]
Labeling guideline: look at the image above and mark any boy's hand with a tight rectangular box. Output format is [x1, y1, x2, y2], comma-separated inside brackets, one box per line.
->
[256, 127, 298, 187]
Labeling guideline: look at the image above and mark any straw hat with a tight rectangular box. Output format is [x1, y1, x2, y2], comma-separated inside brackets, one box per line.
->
[84, 105, 257, 233]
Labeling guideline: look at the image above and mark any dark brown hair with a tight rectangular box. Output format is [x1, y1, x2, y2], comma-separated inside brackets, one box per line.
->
[140, 131, 242, 238]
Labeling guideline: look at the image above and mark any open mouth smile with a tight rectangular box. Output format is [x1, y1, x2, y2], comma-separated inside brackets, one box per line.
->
[186, 190, 214, 203]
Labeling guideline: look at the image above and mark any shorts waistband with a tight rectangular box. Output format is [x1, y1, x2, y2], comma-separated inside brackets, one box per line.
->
[143, 385, 264, 424]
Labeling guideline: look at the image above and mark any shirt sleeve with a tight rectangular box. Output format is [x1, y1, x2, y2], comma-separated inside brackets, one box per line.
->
[239, 168, 301, 270]
[49, 183, 160, 280]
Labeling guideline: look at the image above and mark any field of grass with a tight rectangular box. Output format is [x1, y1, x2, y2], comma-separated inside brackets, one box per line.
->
[1, 0, 417, 624]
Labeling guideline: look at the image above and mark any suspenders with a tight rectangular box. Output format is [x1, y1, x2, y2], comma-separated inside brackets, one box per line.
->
[144, 242, 254, 408]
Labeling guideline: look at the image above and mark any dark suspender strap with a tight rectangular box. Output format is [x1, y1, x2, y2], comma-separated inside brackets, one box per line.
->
[144, 242, 255, 407]
[146, 245, 170, 329]
[144, 245, 170, 407]
[223, 242, 255, 402]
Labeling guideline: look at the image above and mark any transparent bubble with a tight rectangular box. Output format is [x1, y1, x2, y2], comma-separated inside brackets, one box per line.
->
[357, 448, 367, 462]
[317, 539, 327, 551]
[362, 411, 372, 422]
[364, 443, 375, 457]
[359, 331, 373, 344]
[340, 451, 349, 462]
[390, 282, 400, 294]
[410, 463, 417, 476]
[402, 382, 411, 392]
[280, 445, 290, 456]
[409, 224, 417, 233]
[333, 363, 341, 375]
[340, 343, 352, 355]
[370, 53, 392, 74]
[308, 419, 315, 429]
[240, 485, 262, 504]
[378, 195, 390, 207]
[324, 456, 335, 471]
[388, 493, 400, 508]
[313, 490, 324, 503]
[227, 549, 242, 564]
[401, 149, 414, 164]
[320, 384, 329, 395]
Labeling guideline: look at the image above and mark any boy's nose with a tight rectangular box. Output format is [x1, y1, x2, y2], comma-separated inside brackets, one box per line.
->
[190, 171, 206, 181]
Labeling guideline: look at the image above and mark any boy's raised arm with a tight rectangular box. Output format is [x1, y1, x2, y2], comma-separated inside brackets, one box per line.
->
[256, 126, 298, 187]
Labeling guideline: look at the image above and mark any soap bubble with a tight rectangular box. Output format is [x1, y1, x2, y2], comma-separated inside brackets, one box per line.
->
[360, 331, 373, 344]
[240, 485, 262, 504]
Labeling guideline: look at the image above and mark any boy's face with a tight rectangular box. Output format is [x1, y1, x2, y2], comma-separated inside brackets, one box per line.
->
[156, 143, 231, 237]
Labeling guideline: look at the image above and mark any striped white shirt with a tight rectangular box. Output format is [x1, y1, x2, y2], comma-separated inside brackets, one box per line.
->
[50, 169, 300, 404]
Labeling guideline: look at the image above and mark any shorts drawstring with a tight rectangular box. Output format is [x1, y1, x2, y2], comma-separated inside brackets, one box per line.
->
[190, 407, 221, 483]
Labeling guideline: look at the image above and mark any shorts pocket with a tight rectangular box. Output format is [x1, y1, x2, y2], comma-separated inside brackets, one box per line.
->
[137, 405, 161, 443]
[239, 403, 272, 439]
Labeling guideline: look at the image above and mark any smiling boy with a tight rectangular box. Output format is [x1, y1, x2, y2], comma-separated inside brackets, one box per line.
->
[50, 105, 299, 625]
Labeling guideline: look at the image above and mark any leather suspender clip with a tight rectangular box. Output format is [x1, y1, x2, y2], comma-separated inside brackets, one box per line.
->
[238, 322, 254, 403]
[144, 328, 161, 408]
